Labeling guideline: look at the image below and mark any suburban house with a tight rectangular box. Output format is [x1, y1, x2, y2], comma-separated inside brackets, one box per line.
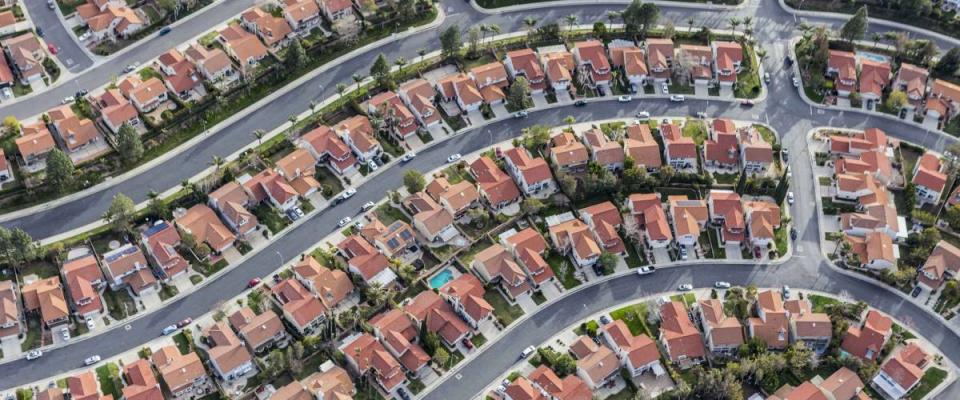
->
[122, 359, 162, 400]
[572, 40, 611, 88]
[67, 371, 100, 400]
[469, 156, 522, 212]
[437, 73, 483, 113]
[912, 152, 947, 205]
[548, 131, 589, 173]
[299, 125, 358, 175]
[229, 308, 288, 354]
[218, 24, 269, 75]
[101, 243, 158, 296]
[827, 50, 858, 97]
[155, 49, 204, 100]
[61, 255, 105, 321]
[926, 79, 960, 122]
[369, 309, 430, 377]
[425, 177, 480, 218]
[282, 0, 322, 35]
[301, 362, 356, 399]
[784, 298, 833, 354]
[744, 200, 781, 249]
[438, 273, 493, 329]
[679, 44, 713, 85]
[203, 321, 256, 380]
[276, 148, 321, 197]
[841, 310, 893, 362]
[398, 79, 441, 129]
[708, 190, 745, 244]
[540, 50, 575, 92]
[2, 33, 45, 84]
[152, 345, 209, 398]
[573, 342, 619, 389]
[526, 365, 592, 400]
[403, 192, 459, 243]
[698, 299, 744, 356]
[118, 76, 168, 113]
[713, 41, 743, 85]
[359, 216, 418, 259]
[141, 221, 189, 281]
[859, 60, 891, 106]
[501, 228, 555, 290]
[471, 243, 533, 301]
[668, 196, 709, 247]
[828, 128, 888, 155]
[403, 291, 472, 348]
[504, 48, 547, 92]
[334, 115, 382, 164]
[660, 123, 697, 169]
[579, 201, 627, 256]
[175, 204, 236, 253]
[271, 278, 327, 336]
[918, 240, 960, 290]
[91, 89, 140, 134]
[336, 235, 397, 287]
[0, 280, 21, 340]
[622, 124, 661, 170]
[319, 0, 357, 29]
[704, 119, 741, 169]
[609, 41, 647, 91]
[625, 193, 672, 249]
[75, 1, 143, 42]
[748, 290, 789, 350]
[242, 169, 300, 211]
[470, 61, 510, 105]
[0, 151, 8, 182]
[184, 43, 237, 88]
[209, 182, 258, 237]
[872, 343, 929, 399]
[834, 150, 895, 187]
[47, 105, 100, 154]
[770, 368, 867, 400]
[583, 128, 625, 171]
[835, 172, 884, 201]
[21, 276, 68, 328]
[548, 216, 601, 267]
[895, 63, 929, 108]
[600, 320, 663, 377]
[340, 333, 406, 394]
[843, 231, 898, 270]
[503, 147, 556, 196]
[240, 7, 293, 51]
[366, 91, 418, 141]
[739, 127, 773, 174]
[291, 256, 354, 310]
[658, 301, 706, 367]
[646, 38, 674, 82]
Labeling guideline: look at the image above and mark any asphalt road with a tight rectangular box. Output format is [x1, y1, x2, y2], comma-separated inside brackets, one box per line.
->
[24, 0, 92, 73]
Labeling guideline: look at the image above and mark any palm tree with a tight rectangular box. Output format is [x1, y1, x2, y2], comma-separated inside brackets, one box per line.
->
[352, 73, 364, 91]
[523, 16, 538, 43]
[686, 16, 695, 32]
[287, 114, 298, 139]
[336, 83, 346, 99]
[252, 129, 266, 146]
[417, 48, 427, 64]
[564, 14, 578, 34]
[308, 100, 318, 119]
[728, 17, 741, 34]
[757, 49, 768, 65]
[394, 57, 407, 75]
[871, 32, 882, 47]
[742, 16, 753, 32]
[607, 11, 620, 25]
[487, 24, 501, 52]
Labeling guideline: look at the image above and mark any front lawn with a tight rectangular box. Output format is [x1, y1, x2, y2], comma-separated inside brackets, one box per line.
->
[374, 203, 410, 224]
[252, 203, 290, 234]
[670, 293, 697, 307]
[544, 251, 581, 289]
[909, 367, 947, 400]
[103, 289, 138, 320]
[314, 167, 344, 198]
[484, 290, 525, 327]
[609, 303, 652, 336]
[808, 294, 840, 313]
[471, 333, 488, 348]
[681, 119, 707, 145]
[734, 43, 762, 99]
[172, 331, 192, 355]
[714, 172, 739, 184]
[95, 363, 122, 399]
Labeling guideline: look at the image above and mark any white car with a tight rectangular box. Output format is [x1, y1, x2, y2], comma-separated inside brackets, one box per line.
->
[78, 32, 92, 42]
[519, 346, 536, 359]
[367, 160, 378, 172]
[617, 95, 632, 103]
[61, 329, 69, 341]
[637, 266, 656, 275]
[792, 77, 801, 88]
[83, 355, 101, 366]
[341, 188, 357, 199]
[635, 111, 650, 121]
[401, 153, 416, 162]
[353, 221, 364, 230]
[661, 83, 669, 94]
[447, 154, 462, 163]
[787, 192, 795, 205]
[338, 217, 352, 227]
[362, 201, 376, 211]
[669, 95, 685, 102]
[715, 281, 731, 289]
[513, 111, 528, 118]
[25, 350, 42, 360]
[161, 325, 177, 335]
[677, 284, 693, 291]
[85, 319, 95, 330]
[61, 96, 74, 104]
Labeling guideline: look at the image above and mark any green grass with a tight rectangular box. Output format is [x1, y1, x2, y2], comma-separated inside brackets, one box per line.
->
[95, 363, 122, 399]
[714, 172, 739, 184]
[20, 316, 41, 351]
[442, 164, 474, 184]
[484, 290, 524, 327]
[701, 229, 726, 259]
[471, 333, 488, 348]
[892, 323, 917, 341]
[252, 203, 290, 234]
[821, 197, 857, 215]
[314, 167, 345, 198]
[753, 124, 777, 145]
[195, 259, 228, 277]
[138, 67, 162, 80]
[604, 386, 637, 400]
[670, 293, 697, 307]
[458, 237, 493, 266]
[609, 303, 652, 336]
[374, 203, 410, 224]
[159, 283, 179, 300]
[774, 226, 789, 256]
[545, 251, 581, 289]
[103, 289, 138, 320]
[682, 119, 707, 145]
[735, 43, 762, 99]
[172, 332, 191, 355]
[909, 367, 947, 400]
[818, 176, 832, 186]
[624, 242, 647, 268]
[190, 274, 203, 284]
[573, 319, 599, 336]
[531, 291, 547, 305]
[808, 294, 840, 313]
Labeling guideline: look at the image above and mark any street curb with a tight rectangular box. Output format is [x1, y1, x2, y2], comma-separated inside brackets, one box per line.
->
[777, 0, 960, 47]
[467, 0, 744, 14]
[47, 0, 100, 66]
[5, 7, 448, 233]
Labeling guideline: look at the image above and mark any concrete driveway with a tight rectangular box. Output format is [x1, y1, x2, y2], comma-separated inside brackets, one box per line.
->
[491, 103, 510, 118]
[720, 86, 735, 98]
[1, 337, 21, 358]
[531, 92, 549, 108]
[694, 83, 709, 97]
[651, 247, 671, 264]
[725, 244, 743, 260]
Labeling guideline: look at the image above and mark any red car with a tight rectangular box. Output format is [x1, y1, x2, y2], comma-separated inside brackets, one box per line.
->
[461, 338, 474, 350]
[177, 318, 192, 328]
[247, 278, 261, 288]
[47, 43, 57, 54]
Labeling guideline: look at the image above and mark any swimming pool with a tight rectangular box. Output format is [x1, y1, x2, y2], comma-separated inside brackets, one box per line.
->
[858, 51, 889, 63]
[428, 268, 456, 289]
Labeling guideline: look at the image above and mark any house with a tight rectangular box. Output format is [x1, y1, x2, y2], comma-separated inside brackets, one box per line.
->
[828, 128, 888, 155]
[0, 56, 12, 88]
[75, 2, 143, 42]
[744, 200, 781, 249]
[336, 235, 397, 287]
[609, 42, 647, 91]
[16, 122, 56, 167]
[319, 0, 357, 27]
[548, 217, 601, 267]
[331, 115, 381, 164]
[276, 148, 321, 197]
[398, 79, 441, 128]
[301, 362, 356, 399]
[658, 301, 706, 367]
[583, 128, 625, 171]
[541, 50, 575, 92]
[784, 298, 833, 354]
[918, 241, 960, 290]
[668, 196, 709, 247]
[291, 255, 354, 309]
[827, 50, 858, 97]
[503, 147, 556, 196]
[895, 64, 929, 108]
[769, 367, 867, 400]
[218, 24, 269, 75]
[340, 333, 406, 394]
[425, 177, 480, 218]
[2, 33, 45, 84]
[708, 190, 745, 244]
[208, 182, 258, 237]
[872, 343, 929, 399]
[155, 50, 203, 100]
[572, 40, 611, 88]
[470, 62, 510, 104]
[835, 173, 883, 201]
[370, 309, 430, 376]
[548, 131, 589, 172]
[437, 73, 483, 113]
[175, 204, 236, 253]
[141, 221, 189, 281]
[271, 382, 313, 400]
[704, 119, 740, 169]
[184, 44, 237, 88]
[438, 273, 493, 329]
[698, 299, 744, 355]
[299, 125, 358, 175]
[623, 124, 661, 170]
[0, 150, 8, 182]
[242, 169, 300, 211]
[527, 365, 593, 400]
[21, 276, 68, 328]
[271, 278, 327, 336]
[0, 280, 21, 340]
[841, 310, 892, 362]
[204, 321, 256, 380]
[504, 49, 546, 92]
[748, 290, 789, 350]
[240, 7, 293, 51]
[229, 308, 287, 354]
[834, 150, 895, 187]
[840, 201, 900, 240]
[366, 91, 418, 141]
[860, 59, 892, 105]
[679, 44, 713, 84]
[282, 0, 322, 34]
[501, 228, 555, 289]
[101, 243, 158, 295]
[600, 320, 663, 377]
[843, 232, 898, 270]
[713, 41, 742, 85]
[926, 79, 960, 121]
[471, 243, 532, 300]
[359, 216, 417, 259]
[503, 377, 545, 400]
[912, 152, 947, 205]
[118, 76, 168, 113]
[470, 156, 522, 211]
[660, 123, 697, 169]
[92, 89, 140, 134]
[739, 127, 773, 174]
[62, 255, 104, 320]
[67, 371, 101, 400]
[403, 291, 472, 348]
[47, 105, 100, 153]
[580, 201, 627, 255]
[625, 193, 672, 249]
[152, 345, 209, 398]
[403, 192, 458, 243]
[574, 343, 619, 389]
[36, 388, 64, 400]
[646, 38, 674, 82]
[121, 359, 162, 400]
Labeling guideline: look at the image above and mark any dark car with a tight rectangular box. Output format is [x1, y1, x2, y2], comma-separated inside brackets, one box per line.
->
[247, 278, 261, 288]
[272, 274, 281, 283]
[754, 247, 762, 258]
[574, 100, 587, 107]
[785, 55, 793, 66]
[159, 26, 172, 36]
[790, 228, 798, 241]
[177, 318, 192, 328]
[461, 338, 474, 350]
[36, 27, 44, 38]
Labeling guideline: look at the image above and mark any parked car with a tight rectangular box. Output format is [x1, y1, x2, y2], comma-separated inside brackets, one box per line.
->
[787, 192, 795, 205]
[677, 284, 693, 291]
[79, 31, 92, 42]
[782, 285, 792, 299]
[75, 89, 88, 98]
[785, 55, 793, 66]
[123, 64, 138, 73]
[599, 315, 611, 325]
[272, 274, 281, 283]
[36, 27, 44, 38]
[362, 202, 376, 211]
[83, 355, 101, 366]
[715, 281, 731, 289]
[519, 346, 536, 360]
[617, 95, 632, 103]
[782, 148, 789, 161]
[61, 329, 69, 341]
[574, 99, 587, 107]
[696, 111, 708, 119]
[661, 83, 669, 94]
[341, 188, 357, 199]
[669, 95, 685, 102]
[247, 278, 261, 288]
[754, 247, 762, 258]
[178, 318, 193, 328]
[25, 350, 42, 360]
[61, 96, 74, 104]
[401, 152, 416, 162]
[47, 43, 57, 55]
[47, 0, 56, 9]
[461, 338, 474, 350]
[741, 100, 755, 107]
[763, 72, 771, 83]
[161, 325, 178, 335]
[792, 77, 801, 87]
[447, 153, 462, 163]
[637, 266, 656, 275]
[513, 110, 528, 118]
[635, 111, 650, 121]
[338, 216, 352, 227]
[790, 228, 798, 241]
[679, 247, 689, 260]
[367, 160, 378, 172]
[159, 26, 172, 36]
[85, 319, 95, 330]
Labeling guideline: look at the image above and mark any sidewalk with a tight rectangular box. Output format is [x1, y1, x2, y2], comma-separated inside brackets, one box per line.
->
[469, 0, 746, 14]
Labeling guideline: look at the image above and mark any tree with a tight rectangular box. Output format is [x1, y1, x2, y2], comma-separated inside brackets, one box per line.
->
[433, 346, 450, 368]
[521, 198, 545, 215]
[394, 57, 407, 76]
[440, 25, 462, 60]
[558, 172, 577, 195]
[523, 17, 538, 43]
[785, 342, 814, 373]
[935, 47, 960, 76]
[147, 190, 170, 220]
[564, 14, 578, 34]
[45, 149, 75, 194]
[370, 53, 393, 89]
[3, 116, 19, 134]
[728, 17, 741, 34]
[397, 262, 417, 283]
[592, 22, 607, 38]
[104, 194, 136, 234]
[662, 20, 675, 40]
[0, 227, 37, 266]
[622, 0, 659, 38]
[918, 41, 939, 66]
[507, 76, 532, 110]
[364, 282, 389, 307]
[335, 83, 347, 99]
[522, 124, 551, 149]
[351, 73, 364, 91]
[253, 129, 266, 146]
[840, 6, 868, 44]
[467, 26, 482, 56]
[597, 251, 618, 274]
[285, 40, 307, 71]
[288, 341, 305, 376]
[116, 123, 144, 165]
[467, 207, 489, 228]
[403, 170, 425, 193]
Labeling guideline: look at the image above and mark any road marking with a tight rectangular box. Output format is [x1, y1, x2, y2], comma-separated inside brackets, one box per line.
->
[66, 58, 74, 66]
[455, 373, 462, 380]
[124, 324, 131, 331]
